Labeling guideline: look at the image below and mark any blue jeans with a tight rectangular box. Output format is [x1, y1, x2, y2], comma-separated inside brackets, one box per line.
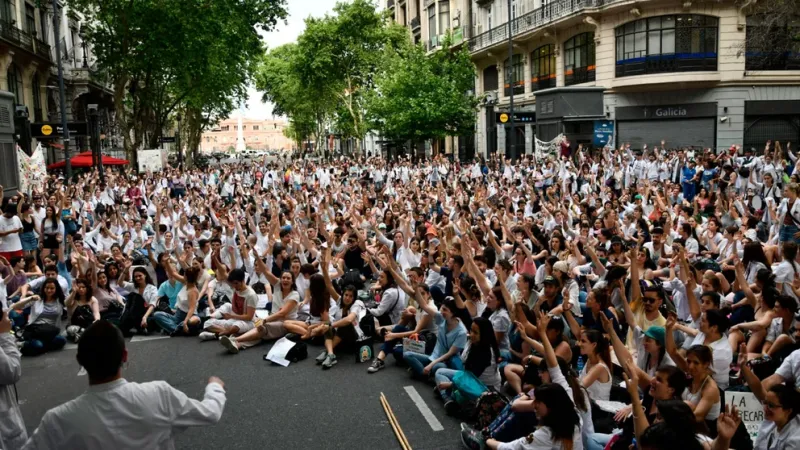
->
[434, 368, 459, 402]
[381, 325, 411, 360]
[586, 432, 614, 450]
[151, 309, 187, 334]
[21, 334, 67, 356]
[403, 352, 463, 378]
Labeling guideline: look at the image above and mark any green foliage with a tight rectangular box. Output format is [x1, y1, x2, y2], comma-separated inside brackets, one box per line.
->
[68, 0, 287, 165]
[367, 35, 479, 142]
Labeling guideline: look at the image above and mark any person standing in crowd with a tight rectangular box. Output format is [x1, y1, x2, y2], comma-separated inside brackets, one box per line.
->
[22, 320, 226, 449]
[0, 309, 27, 449]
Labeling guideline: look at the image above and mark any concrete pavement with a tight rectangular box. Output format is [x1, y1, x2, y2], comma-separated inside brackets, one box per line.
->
[18, 335, 463, 449]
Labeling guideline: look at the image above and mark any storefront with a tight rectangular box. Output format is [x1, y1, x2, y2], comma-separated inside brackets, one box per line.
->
[497, 111, 535, 159]
[615, 102, 717, 150]
[743, 100, 800, 152]
[535, 87, 605, 145]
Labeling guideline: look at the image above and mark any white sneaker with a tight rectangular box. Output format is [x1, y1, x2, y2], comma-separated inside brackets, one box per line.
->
[198, 331, 217, 341]
[220, 336, 240, 354]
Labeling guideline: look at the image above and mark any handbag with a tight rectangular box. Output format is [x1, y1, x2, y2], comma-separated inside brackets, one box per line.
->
[156, 296, 172, 313]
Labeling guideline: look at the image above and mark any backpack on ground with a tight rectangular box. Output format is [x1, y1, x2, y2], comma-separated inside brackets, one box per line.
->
[473, 388, 509, 430]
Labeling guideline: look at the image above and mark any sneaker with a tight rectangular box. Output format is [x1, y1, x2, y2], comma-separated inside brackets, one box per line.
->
[460, 422, 474, 433]
[444, 400, 459, 416]
[219, 336, 240, 354]
[367, 358, 385, 373]
[198, 331, 217, 341]
[321, 353, 338, 370]
[433, 385, 442, 400]
[460, 428, 486, 450]
[316, 351, 328, 365]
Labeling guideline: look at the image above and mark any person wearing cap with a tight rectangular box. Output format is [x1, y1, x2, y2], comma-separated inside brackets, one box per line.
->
[549, 261, 581, 318]
[198, 268, 257, 341]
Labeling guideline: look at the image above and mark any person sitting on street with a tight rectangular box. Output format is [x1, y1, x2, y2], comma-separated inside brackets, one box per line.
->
[150, 260, 202, 336]
[9, 277, 67, 356]
[220, 270, 299, 354]
[199, 267, 257, 341]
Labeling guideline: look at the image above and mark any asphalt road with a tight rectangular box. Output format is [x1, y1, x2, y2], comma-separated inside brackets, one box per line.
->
[18, 335, 463, 450]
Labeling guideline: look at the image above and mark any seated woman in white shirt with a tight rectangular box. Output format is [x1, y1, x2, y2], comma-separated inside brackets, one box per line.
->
[577, 329, 612, 402]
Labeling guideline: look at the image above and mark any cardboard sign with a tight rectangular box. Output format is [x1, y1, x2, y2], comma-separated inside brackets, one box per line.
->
[726, 391, 764, 439]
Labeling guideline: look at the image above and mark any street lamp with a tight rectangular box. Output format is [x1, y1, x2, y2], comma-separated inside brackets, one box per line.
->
[176, 114, 182, 167]
[507, 0, 516, 162]
[52, 0, 71, 181]
[79, 29, 88, 68]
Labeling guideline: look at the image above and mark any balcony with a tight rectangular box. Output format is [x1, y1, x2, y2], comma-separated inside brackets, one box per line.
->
[469, 0, 608, 54]
[0, 19, 35, 56]
[34, 37, 50, 61]
[476, 0, 494, 7]
[410, 16, 420, 31]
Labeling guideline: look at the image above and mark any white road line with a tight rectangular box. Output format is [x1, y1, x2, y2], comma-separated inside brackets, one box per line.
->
[63, 335, 169, 350]
[403, 385, 444, 432]
[130, 335, 170, 343]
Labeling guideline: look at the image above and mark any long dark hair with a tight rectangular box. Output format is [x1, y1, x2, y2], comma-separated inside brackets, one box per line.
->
[42, 277, 66, 305]
[465, 317, 500, 376]
[583, 329, 612, 372]
[533, 384, 580, 443]
[308, 273, 331, 317]
[538, 356, 588, 412]
[132, 267, 154, 287]
[742, 242, 769, 269]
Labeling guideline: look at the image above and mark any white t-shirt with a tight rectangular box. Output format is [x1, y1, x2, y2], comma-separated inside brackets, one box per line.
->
[773, 260, 800, 301]
[0, 215, 23, 252]
[775, 349, 800, 385]
[271, 289, 300, 321]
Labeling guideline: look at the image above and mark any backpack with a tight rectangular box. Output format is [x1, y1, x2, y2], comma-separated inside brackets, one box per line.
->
[284, 333, 308, 362]
[473, 388, 509, 430]
[358, 311, 376, 338]
[71, 305, 95, 329]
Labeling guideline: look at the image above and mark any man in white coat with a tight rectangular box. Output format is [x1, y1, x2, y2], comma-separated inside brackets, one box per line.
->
[22, 320, 227, 450]
[0, 310, 27, 449]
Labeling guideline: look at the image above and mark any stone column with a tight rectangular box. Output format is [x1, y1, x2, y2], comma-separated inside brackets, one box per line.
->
[525, 123, 533, 155]
[21, 62, 39, 114]
[0, 52, 14, 93]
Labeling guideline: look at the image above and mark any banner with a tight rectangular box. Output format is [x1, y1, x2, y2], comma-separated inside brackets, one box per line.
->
[593, 120, 614, 147]
[725, 391, 764, 440]
[18, 143, 47, 193]
[534, 134, 564, 162]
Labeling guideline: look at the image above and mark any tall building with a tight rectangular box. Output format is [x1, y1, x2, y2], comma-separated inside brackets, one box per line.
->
[388, 0, 800, 158]
[200, 116, 294, 153]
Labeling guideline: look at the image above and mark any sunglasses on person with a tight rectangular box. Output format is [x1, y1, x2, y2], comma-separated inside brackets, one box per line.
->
[642, 296, 659, 304]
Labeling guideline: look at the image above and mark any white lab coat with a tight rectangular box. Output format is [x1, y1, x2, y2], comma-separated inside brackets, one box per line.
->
[23, 379, 226, 450]
[0, 334, 27, 450]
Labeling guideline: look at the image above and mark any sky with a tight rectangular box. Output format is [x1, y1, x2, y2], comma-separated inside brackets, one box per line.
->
[242, 0, 342, 119]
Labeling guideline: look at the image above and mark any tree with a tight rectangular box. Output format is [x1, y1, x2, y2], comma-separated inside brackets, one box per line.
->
[255, 43, 333, 156]
[291, 0, 406, 155]
[69, 0, 287, 166]
[367, 35, 479, 154]
[740, 0, 800, 71]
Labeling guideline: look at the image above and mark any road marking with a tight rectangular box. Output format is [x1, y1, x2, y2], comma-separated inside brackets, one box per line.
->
[77, 367, 87, 376]
[403, 385, 444, 432]
[63, 334, 169, 350]
[131, 335, 170, 343]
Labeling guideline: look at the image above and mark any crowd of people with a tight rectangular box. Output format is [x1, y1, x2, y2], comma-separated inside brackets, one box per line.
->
[1, 139, 800, 450]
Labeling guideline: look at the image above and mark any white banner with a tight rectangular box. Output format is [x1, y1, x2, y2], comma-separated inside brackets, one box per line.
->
[725, 391, 764, 440]
[18, 143, 47, 193]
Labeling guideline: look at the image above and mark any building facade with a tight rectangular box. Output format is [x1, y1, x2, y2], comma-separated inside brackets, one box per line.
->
[388, 0, 800, 157]
[200, 116, 294, 153]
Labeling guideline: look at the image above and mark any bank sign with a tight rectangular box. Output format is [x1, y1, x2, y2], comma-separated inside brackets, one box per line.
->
[593, 120, 614, 147]
[615, 103, 717, 121]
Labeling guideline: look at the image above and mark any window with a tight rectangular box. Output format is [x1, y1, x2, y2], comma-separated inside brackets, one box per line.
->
[234, 125, 238, 130]
[438, 1, 449, 36]
[488, 8, 493, 30]
[428, 5, 436, 47]
[253, 125, 259, 131]
[746, 16, 800, 71]
[511, 0, 517, 20]
[503, 54, 524, 96]
[564, 32, 596, 86]
[32, 73, 41, 121]
[531, 44, 556, 91]
[242, 125, 246, 130]
[24, 3, 35, 35]
[221, 125, 230, 131]
[6, 63, 21, 105]
[615, 15, 718, 77]
[1, 0, 14, 24]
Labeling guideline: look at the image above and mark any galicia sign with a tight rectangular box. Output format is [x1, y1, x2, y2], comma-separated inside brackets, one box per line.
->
[654, 107, 688, 117]
[615, 103, 717, 121]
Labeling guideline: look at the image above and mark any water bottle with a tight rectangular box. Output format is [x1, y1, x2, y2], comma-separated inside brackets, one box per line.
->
[576, 355, 585, 374]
